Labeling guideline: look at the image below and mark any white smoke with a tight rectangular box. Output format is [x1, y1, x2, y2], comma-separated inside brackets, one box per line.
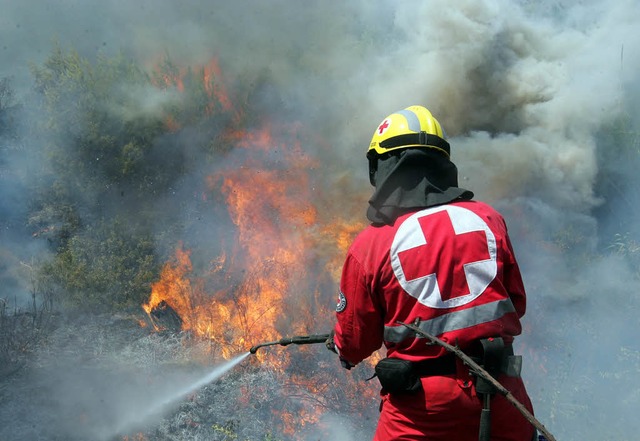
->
[379, 2, 639, 439]
[374, 2, 639, 439]
[1, 0, 639, 440]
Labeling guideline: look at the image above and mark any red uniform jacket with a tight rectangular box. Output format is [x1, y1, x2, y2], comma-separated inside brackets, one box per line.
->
[333, 200, 526, 364]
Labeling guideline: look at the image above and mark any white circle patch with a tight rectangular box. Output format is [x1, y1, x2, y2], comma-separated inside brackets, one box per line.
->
[390, 205, 497, 309]
[336, 290, 347, 313]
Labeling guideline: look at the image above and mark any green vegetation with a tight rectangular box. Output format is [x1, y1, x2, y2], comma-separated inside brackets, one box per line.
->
[9, 46, 243, 312]
[0, 77, 19, 144]
[40, 217, 157, 310]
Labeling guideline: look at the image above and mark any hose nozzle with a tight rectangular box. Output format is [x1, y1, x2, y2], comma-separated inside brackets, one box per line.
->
[249, 333, 330, 354]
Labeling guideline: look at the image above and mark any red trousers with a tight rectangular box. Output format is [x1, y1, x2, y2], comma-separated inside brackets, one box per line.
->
[373, 361, 535, 441]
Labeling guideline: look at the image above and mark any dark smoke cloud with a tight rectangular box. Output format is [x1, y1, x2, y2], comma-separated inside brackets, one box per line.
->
[0, 0, 639, 440]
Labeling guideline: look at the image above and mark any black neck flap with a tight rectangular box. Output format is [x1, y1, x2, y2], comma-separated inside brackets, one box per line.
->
[366, 148, 474, 226]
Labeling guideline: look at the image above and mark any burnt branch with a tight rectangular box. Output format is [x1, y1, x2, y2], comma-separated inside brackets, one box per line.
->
[398, 321, 557, 441]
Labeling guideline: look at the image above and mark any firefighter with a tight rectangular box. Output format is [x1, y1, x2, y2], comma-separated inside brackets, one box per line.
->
[327, 105, 536, 441]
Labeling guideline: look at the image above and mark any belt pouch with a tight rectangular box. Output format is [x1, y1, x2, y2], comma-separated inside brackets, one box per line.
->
[374, 357, 421, 394]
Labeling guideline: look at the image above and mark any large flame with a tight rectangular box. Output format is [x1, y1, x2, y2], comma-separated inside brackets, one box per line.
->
[142, 121, 358, 360]
[141, 58, 373, 435]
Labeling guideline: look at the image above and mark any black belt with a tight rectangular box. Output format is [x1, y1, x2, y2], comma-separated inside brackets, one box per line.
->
[413, 354, 457, 376]
[412, 343, 514, 378]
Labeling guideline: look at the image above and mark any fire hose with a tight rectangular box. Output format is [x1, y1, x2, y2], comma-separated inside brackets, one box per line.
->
[249, 327, 556, 441]
[249, 333, 331, 354]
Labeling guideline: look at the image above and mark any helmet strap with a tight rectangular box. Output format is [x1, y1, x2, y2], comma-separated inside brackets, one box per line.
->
[379, 132, 451, 157]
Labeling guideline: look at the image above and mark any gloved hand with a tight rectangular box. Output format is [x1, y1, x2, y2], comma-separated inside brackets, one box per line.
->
[325, 330, 356, 370]
[325, 330, 338, 354]
[339, 357, 356, 370]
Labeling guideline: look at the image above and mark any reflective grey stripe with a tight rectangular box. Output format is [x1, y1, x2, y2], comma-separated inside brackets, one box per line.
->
[395, 109, 421, 132]
[384, 298, 516, 343]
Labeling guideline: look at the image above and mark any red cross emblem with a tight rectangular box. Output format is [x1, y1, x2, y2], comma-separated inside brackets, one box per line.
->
[391, 206, 497, 309]
[377, 118, 390, 135]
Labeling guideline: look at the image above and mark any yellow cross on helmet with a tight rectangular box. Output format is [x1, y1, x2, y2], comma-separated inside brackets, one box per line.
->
[367, 105, 450, 159]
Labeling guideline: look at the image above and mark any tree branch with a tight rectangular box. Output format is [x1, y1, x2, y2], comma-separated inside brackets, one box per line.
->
[397, 321, 556, 441]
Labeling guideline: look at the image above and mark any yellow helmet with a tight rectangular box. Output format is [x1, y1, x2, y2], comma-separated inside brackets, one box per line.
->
[367, 105, 450, 159]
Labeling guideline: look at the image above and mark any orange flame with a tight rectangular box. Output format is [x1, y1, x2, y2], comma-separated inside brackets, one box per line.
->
[142, 244, 196, 327]
[202, 58, 233, 113]
[141, 58, 376, 435]
[150, 57, 239, 132]
[142, 119, 360, 359]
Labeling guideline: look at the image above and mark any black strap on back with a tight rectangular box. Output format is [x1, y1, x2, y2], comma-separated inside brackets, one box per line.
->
[476, 337, 505, 441]
[479, 337, 505, 383]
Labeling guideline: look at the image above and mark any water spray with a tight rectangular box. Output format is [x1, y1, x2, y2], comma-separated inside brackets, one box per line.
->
[249, 333, 331, 354]
[115, 335, 329, 437]
[113, 352, 251, 438]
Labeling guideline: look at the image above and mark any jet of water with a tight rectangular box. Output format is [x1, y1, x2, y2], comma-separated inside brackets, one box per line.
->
[112, 351, 251, 438]
[160, 351, 252, 403]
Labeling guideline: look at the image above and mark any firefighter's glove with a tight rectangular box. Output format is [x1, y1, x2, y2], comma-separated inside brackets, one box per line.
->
[340, 357, 356, 370]
[326, 331, 355, 369]
[325, 330, 338, 354]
